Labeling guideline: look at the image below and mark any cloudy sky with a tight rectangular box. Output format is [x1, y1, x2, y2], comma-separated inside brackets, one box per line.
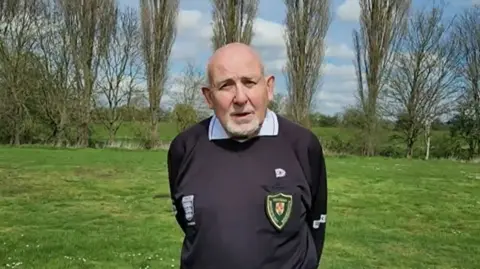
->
[117, 0, 478, 115]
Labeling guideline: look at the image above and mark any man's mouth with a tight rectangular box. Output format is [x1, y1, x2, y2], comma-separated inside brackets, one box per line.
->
[232, 112, 253, 118]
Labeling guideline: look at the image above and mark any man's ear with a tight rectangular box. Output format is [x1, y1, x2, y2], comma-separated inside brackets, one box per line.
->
[265, 75, 275, 101]
[201, 86, 214, 109]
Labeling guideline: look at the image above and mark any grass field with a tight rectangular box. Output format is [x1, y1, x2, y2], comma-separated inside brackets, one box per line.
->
[1, 147, 479, 269]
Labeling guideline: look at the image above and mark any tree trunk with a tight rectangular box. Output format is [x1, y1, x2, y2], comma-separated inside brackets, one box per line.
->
[13, 108, 22, 146]
[55, 125, 65, 147]
[78, 120, 90, 147]
[406, 127, 416, 159]
[364, 115, 376, 156]
[424, 120, 431, 160]
[13, 126, 20, 145]
[108, 123, 116, 146]
[406, 140, 414, 159]
[149, 110, 159, 149]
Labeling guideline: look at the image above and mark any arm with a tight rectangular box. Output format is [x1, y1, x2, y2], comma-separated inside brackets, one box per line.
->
[306, 133, 328, 264]
[167, 137, 186, 232]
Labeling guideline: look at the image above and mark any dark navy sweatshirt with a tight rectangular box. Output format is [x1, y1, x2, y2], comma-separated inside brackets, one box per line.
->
[167, 111, 328, 269]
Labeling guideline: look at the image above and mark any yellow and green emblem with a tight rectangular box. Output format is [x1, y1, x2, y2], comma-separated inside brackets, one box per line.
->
[266, 193, 293, 231]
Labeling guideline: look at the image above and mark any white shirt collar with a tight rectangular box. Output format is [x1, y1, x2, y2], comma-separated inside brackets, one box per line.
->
[208, 109, 279, 140]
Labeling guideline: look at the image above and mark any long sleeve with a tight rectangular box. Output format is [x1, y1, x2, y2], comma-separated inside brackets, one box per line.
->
[167, 137, 186, 232]
[306, 133, 328, 265]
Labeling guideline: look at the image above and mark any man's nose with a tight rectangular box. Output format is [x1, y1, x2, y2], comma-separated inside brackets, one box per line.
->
[233, 84, 248, 104]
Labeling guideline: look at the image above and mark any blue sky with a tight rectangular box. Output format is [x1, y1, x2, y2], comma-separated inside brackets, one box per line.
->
[117, 0, 478, 115]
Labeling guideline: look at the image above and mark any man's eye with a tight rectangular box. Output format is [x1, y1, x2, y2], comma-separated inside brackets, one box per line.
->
[219, 84, 232, 91]
[244, 81, 256, 87]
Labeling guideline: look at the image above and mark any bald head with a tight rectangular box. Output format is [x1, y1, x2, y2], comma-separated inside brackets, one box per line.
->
[206, 42, 265, 86]
[201, 42, 275, 138]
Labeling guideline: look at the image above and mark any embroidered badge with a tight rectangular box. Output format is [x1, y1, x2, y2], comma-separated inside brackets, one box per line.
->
[266, 193, 293, 231]
[182, 195, 195, 225]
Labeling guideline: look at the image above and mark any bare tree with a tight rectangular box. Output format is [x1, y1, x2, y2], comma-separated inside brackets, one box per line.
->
[353, 0, 411, 156]
[452, 5, 480, 158]
[268, 93, 287, 115]
[169, 59, 207, 110]
[0, 0, 44, 144]
[57, 0, 117, 147]
[210, 0, 259, 50]
[284, 0, 332, 128]
[140, 0, 179, 147]
[96, 6, 141, 145]
[34, 0, 75, 146]
[385, 2, 459, 158]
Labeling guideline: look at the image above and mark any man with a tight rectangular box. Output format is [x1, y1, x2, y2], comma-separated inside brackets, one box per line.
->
[167, 42, 327, 269]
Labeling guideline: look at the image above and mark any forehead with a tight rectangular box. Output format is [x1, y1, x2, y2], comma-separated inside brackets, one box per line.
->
[210, 54, 263, 84]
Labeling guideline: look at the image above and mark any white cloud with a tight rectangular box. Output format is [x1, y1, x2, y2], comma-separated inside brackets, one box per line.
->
[252, 18, 286, 48]
[326, 43, 355, 58]
[171, 8, 358, 115]
[177, 10, 203, 31]
[336, 0, 360, 22]
[323, 63, 356, 77]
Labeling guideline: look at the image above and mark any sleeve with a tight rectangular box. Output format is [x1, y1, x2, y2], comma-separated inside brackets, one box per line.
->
[306, 133, 328, 264]
[167, 136, 186, 232]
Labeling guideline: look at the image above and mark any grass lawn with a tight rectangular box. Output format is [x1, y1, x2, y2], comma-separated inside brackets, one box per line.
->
[1, 147, 479, 269]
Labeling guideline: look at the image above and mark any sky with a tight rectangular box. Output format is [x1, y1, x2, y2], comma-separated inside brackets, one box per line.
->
[117, 0, 479, 115]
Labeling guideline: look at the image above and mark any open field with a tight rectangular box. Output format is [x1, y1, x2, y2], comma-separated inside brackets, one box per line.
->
[1, 147, 479, 269]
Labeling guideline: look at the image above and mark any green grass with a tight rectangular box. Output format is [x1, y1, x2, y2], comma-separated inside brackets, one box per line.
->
[1, 147, 479, 269]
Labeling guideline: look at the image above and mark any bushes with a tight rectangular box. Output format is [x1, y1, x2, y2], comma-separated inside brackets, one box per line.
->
[313, 126, 469, 159]
[172, 104, 197, 133]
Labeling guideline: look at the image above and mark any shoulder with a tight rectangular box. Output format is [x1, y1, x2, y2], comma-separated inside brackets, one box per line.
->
[168, 117, 211, 157]
[276, 115, 322, 152]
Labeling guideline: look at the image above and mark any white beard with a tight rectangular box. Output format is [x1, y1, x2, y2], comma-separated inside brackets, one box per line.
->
[224, 116, 261, 137]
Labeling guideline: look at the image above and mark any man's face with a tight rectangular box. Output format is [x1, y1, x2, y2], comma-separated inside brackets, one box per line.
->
[202, 54, 274, 137]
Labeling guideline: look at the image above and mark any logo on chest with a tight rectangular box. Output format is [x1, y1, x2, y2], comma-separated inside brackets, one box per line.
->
[265, 193, 293, 231]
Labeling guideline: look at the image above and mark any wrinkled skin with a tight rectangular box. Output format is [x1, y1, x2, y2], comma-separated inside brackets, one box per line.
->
[202, 42, 275, 137]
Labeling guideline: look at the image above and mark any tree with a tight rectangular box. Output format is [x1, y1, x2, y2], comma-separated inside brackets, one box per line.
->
[284, 0, 332, 128]
[452, 5, 480, 158]
[268, 93, 287, 114]
[140, 0, 179, 148]
[35, 0, 74, 146]
[353, 0, 411, 156]
[170, 60, 207, 109]
[57, 0, 117, 147]
[96, 7, 141, 145]
[172, 103, 197, 133]
[386, 2, 459, 158]
[0, 0, 44, 144]
[210, 0, 259, 50]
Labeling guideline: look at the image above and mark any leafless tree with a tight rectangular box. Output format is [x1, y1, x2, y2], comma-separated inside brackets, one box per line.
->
[268, 93, 287, 114]
[385, 2, 459, 158]
[96, 6, 141, 145]
[284, 0, 332, 128]
[140, 0, 179, 147]
[57, 0, 117, 147]
[0, 0, 44, 144]
[453, 5, 480, 157]
[34, 0, 75, 146]
[210, 0, 259, 50]
[353, 0, 411, 156]
[169, 59, 207, 111]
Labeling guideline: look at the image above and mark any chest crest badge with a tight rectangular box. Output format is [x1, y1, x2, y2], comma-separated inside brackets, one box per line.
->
[266, 193, 293, 231]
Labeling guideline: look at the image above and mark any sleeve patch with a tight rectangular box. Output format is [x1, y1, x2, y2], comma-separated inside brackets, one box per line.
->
[313, 214, 326, 229]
